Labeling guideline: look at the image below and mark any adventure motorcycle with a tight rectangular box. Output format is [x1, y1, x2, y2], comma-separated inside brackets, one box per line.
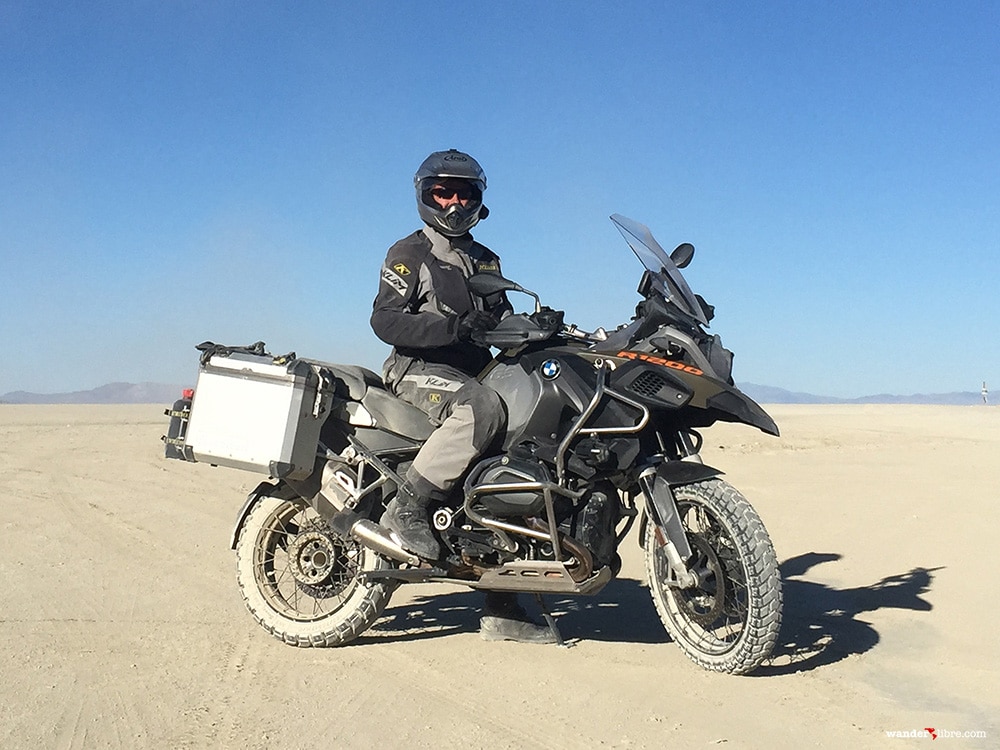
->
[164, 215, 782, 674]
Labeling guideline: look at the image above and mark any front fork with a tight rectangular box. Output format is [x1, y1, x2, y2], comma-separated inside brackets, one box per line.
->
[638, 460, 721, 589]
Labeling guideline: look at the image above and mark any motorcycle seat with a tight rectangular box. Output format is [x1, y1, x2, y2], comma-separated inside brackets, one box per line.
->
[309, 361, 384, 401]
[360, 388, 436, 441]
[305, 360, 436, 441]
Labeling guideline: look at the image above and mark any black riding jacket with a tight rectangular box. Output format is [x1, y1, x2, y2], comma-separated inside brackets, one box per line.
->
[371, 227, 512, 376]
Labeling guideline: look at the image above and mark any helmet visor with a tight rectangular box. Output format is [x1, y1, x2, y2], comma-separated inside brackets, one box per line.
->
[420, 178, 482, 209]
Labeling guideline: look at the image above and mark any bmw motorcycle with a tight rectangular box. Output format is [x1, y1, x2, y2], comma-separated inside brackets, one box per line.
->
[166, 215, 782, 674]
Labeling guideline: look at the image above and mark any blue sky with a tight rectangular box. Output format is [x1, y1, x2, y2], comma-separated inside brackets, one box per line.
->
[2, 2, 997, 398]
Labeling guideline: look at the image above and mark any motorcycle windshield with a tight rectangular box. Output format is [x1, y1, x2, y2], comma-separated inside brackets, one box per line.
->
[610, 214, 708, 326]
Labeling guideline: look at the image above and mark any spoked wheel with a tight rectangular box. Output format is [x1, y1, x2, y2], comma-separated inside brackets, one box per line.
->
[235, 495, 394, 647]
[644, 479, 782, 674]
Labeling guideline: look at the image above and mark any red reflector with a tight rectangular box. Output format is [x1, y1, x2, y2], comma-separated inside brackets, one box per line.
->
[182, 388, 194, 399]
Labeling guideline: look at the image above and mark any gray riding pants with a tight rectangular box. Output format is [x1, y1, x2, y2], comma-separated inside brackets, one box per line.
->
[388, 360, 506, 497]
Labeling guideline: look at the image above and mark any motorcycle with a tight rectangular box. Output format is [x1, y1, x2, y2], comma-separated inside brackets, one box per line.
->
[164, 214, 782, 674]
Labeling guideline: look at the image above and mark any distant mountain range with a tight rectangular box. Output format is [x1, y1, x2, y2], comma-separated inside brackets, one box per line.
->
[0, 380, 989, 406]
[737, 383, 987, 406]
[0, 382, 188, 405]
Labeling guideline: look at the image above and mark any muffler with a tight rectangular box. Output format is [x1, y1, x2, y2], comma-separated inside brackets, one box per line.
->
[329, 509, 421, 567]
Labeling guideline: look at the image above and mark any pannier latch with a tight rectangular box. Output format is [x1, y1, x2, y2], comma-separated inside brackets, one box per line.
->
[313, 367, 334, 418]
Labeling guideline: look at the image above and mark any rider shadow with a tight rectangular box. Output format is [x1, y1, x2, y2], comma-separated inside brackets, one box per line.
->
[756, 552, 941, 676]
[367, 552, 941, 671]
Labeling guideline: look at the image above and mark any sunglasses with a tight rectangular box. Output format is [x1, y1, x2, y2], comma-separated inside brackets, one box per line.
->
[429, 185, 477, 201]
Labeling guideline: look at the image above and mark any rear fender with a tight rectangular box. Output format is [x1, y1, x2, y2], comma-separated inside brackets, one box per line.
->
[229, 480, 297, 550]
[228, 450, 339, 550]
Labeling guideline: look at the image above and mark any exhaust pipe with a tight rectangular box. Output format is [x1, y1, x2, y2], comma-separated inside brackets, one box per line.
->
[329, 510, 421, 567]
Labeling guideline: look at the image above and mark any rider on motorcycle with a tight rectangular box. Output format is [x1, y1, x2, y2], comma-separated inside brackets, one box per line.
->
[370, 149, 555, 643]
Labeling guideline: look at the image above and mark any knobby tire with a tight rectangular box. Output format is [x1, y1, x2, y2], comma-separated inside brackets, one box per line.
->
[644, 478, 782, 674]
[235, 495, 394, 647]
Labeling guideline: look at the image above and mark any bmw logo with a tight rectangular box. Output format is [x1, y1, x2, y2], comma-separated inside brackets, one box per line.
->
[541, 360, 561, 380]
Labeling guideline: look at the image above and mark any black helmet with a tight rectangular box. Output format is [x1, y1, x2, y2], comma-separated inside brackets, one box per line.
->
[414, 149, 489, 237]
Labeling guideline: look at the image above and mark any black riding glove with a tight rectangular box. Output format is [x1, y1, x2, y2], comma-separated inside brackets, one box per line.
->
[457, 310, 498, 342]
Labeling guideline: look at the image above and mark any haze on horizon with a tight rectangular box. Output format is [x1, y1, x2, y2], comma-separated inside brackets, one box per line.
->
[2, 3, 997, 399]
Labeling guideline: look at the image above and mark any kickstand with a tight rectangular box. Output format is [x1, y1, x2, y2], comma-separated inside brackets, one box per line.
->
[535, 594, 571, 648]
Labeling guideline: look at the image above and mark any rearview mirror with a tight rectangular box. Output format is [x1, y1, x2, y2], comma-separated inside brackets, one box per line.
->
[670, 243, 695, 269]
[466, 273, 541, 313]
[467, 273, 520, 297]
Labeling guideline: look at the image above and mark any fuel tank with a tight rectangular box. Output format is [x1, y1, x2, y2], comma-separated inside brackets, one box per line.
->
[481, 345, 641, 451]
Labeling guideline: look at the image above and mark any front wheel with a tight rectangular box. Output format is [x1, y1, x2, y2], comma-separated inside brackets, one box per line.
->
[235, 495, 394, 647]
[644, 479, 782, 674]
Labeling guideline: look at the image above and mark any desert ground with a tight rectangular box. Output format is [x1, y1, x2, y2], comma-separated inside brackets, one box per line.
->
[1, 403, 997, 749]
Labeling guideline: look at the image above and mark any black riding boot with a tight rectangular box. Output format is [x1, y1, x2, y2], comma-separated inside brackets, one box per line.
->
[381, 483, 442, 560]
[480, 591, 557, 644]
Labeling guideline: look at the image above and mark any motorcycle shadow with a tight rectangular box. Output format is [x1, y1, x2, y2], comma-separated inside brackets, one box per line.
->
[367, 577, 669, 645]
[757, 552, 941, 676]
[367, 553, 941, 676]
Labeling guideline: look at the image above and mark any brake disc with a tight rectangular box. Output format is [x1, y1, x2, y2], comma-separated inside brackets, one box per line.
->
[286, 529, 358, 599]
[674, 533, 726, 625]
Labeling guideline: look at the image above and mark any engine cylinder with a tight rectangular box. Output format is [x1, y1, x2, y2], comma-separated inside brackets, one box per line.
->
[470, 457, 551, 517]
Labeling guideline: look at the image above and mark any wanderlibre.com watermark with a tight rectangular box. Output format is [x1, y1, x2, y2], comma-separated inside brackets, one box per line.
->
[884, 727, 988, 740]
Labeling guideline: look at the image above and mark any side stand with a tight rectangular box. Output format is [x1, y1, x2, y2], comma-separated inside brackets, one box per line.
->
[535, 594, 571, 648]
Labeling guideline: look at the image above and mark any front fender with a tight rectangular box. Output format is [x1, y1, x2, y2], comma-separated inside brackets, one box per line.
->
[636, 460, 722, 548]
[656, 460, 723, 487]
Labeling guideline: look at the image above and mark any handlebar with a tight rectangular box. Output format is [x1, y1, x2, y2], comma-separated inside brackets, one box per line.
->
[473, 309, 613, 349]
[472, 308, 563, 348]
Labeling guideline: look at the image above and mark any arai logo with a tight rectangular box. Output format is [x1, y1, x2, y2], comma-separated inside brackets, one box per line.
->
[541, 360, 561, 380]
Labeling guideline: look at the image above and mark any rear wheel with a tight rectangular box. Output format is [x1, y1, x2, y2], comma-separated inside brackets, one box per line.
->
[644, 479, 781, 674]
[235, 495, 393, 647]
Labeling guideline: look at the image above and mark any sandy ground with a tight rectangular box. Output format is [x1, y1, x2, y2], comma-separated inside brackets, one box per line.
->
[1, 403, 997, 749]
